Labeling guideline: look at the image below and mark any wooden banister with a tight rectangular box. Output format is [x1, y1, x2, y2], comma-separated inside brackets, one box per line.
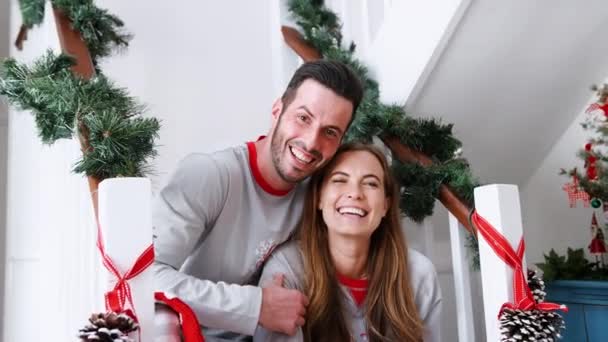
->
[53, 7, 100, 216]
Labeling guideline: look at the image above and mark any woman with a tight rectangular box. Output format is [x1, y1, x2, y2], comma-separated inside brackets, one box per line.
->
[254, 143, 442, 342]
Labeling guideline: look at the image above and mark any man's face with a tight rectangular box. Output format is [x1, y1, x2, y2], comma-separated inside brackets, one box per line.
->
[270, 79, 353, 184]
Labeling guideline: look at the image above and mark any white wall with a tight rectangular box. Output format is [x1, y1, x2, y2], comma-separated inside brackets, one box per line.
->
[522, 89, 605, 265]
[0, 0, 11, 337]
[96, 0, 284, 189]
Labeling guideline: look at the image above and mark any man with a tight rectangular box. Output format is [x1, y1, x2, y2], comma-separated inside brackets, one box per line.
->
[153, 60, 364, 340]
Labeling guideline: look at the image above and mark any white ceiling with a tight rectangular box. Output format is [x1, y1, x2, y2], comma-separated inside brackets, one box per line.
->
[409, 0, 608, 186]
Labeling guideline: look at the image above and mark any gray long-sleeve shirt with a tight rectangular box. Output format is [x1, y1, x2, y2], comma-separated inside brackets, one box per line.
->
[153, 142, 307, 339]
[253, 241, 443, 342]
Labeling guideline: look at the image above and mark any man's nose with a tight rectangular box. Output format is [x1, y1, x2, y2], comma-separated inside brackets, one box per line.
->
[302, 129, 322, 155]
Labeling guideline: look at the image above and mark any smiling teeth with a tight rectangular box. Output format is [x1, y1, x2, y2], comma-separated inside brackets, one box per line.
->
[338, 207, 367, 216]
[290, 146, 313, 163]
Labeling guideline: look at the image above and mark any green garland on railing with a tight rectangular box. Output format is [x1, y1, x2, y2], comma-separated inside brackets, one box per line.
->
[17, 0, 130, 65]
[1, 1, 159, 180]
[287, 0, 480, 220]
[18, 0, 46, 28]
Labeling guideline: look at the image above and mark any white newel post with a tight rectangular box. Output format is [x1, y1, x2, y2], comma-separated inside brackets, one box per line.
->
[98, 178, 155, 342]
[474, 184, 526, 342]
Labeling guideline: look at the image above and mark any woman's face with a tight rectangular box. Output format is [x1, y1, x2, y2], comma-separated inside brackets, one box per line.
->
[318, 150, 389, 239]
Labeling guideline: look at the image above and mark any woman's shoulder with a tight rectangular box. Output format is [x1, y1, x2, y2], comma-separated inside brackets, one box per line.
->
[272, 240, 304, 265]
[407, 249, 439, 288]
[261, 240, 306, 290]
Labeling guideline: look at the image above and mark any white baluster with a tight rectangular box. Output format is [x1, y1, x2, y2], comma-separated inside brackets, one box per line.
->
[449, 213, 476, 341]
[474, 184, 526, 342]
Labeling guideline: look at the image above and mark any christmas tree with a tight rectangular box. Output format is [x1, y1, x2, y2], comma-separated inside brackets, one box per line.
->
[562, 84, 608, 202]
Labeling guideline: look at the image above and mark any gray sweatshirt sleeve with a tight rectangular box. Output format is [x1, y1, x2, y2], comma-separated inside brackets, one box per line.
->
[153, 153, 262, 335]
[253, 243, 305, 342]
[409, 250, 443, 342]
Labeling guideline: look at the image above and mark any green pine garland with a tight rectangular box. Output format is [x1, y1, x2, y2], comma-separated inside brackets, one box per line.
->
[18, 0, 46, 28]
[0, 51, 159, 178]
[16, 0, 130, 65]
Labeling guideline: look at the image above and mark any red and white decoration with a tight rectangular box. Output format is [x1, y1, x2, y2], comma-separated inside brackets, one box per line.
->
[562, 174, 590, 208]
[588, 212, 607, 261]
[474, 185, 567, 341]
[98, 178, 155, 341]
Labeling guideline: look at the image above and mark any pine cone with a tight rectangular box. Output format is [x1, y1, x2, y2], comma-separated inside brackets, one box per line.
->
[78, 312, 139, 341]
[527, 269, 547, 303]
[499, 308, 565, 342]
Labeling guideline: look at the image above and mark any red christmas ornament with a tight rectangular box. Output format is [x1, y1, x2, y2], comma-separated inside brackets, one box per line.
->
[584, 143, 598, 181]
[585, 102, 608, 117]
[562, 174, 590, 208]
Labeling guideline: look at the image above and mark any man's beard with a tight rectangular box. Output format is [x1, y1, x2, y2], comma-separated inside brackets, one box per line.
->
[270, 128, 303, 184]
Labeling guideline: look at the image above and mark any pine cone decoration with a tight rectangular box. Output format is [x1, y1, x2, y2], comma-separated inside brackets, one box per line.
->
[499, 308, 565, 342]
[527, 268, 547, 303]
[78, 312, 139, 341]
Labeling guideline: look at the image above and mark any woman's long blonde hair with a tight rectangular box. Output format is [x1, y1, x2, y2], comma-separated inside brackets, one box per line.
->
[299, 143, 423, 342]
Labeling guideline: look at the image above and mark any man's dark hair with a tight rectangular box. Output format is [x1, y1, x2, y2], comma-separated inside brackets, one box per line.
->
[281, 60, 364, 127]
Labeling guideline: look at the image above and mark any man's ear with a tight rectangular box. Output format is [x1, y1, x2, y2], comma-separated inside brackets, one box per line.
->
[271, 98, 283, 121]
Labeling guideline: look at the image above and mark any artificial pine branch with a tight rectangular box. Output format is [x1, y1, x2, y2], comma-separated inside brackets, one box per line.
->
[0, 51, 160, 179]
[18, 0, 46, 28]
[14, 0, 130, 64]
[52, 0, 131, 64]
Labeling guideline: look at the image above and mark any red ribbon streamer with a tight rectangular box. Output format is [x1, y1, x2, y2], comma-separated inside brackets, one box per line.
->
[96, 218, 155, 325]
[155, 292, 206, 342]
[471, 211, 568, 317]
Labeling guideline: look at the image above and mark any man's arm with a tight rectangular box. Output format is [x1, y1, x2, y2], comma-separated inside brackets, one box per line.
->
[153, 153, 262, 335]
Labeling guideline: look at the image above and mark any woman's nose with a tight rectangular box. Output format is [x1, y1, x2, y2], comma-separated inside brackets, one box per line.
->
[346, 185, 363, 199]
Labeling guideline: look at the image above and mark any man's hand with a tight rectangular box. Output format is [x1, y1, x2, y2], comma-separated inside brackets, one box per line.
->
[259, 273, 309, 336]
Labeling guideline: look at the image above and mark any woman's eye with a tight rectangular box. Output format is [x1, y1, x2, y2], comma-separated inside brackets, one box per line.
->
[365, 182, 379, 188]
[332, 179, 346, 183]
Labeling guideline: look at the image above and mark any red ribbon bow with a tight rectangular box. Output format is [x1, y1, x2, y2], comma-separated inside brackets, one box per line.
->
[471, 211, 568, 317]
[96, 219, 155, 322]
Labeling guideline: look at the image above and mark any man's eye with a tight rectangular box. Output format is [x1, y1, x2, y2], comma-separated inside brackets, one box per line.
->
[298, 114, 308, 122]
[325, 129, 338, 138]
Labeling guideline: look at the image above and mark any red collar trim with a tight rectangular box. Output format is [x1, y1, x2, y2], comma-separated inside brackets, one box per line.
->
[337, 273, 369, 288]
[338, 273, 368, 307]
[246, 137, 292, 196]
